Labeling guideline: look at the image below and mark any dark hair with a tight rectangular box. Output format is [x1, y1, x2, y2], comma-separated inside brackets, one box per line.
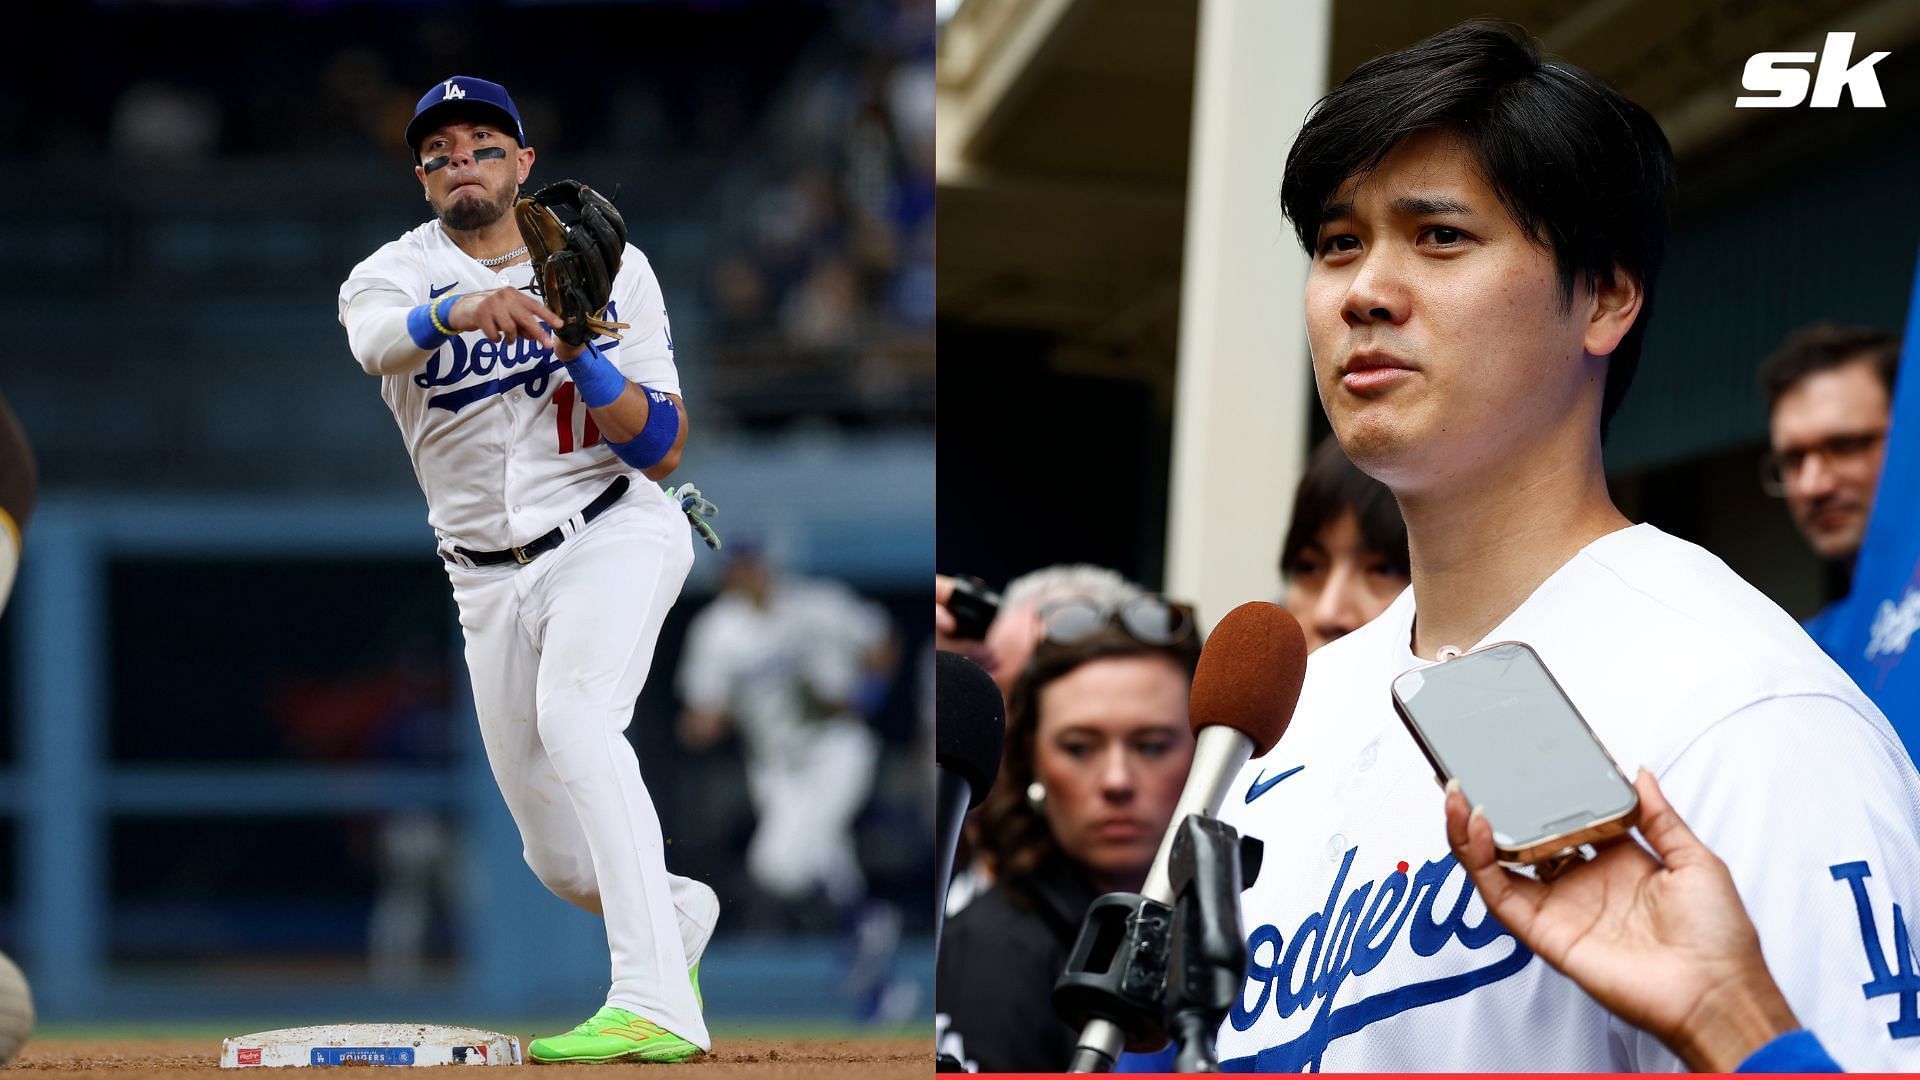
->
[1281, 19, 1676, 433]
[1280, 435, 1409, 579]
[1759, 322, 1901, 410]
[971, 623, 1202, 901]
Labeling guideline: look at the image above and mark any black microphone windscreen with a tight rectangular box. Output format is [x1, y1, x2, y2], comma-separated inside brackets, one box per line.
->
[936, 650, 1006, 807]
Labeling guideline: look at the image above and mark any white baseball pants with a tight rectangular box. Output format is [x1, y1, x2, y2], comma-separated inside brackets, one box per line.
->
[445, 495, 707, 1047]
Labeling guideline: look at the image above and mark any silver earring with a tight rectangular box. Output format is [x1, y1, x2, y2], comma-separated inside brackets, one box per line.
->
[1026, 781, 1046, 811]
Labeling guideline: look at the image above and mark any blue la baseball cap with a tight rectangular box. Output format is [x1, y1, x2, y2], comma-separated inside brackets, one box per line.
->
[404, 76, 527, 161]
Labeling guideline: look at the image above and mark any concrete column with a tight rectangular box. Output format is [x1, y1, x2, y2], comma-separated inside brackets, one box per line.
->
[1165, 0, 1330, 629]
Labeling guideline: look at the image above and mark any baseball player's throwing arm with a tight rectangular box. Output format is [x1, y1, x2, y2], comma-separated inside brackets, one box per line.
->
[342, 287, 685, 479]
[344, 286, 560, 375]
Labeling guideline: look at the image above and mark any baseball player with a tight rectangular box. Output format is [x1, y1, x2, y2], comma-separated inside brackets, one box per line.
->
[675, 545, 909, 1017]
[337, 76, 715, 1064]
[1210, 22, 1920, 1072]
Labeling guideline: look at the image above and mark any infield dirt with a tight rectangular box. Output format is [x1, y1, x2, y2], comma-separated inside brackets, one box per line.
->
[10, 1036, 931, 1078]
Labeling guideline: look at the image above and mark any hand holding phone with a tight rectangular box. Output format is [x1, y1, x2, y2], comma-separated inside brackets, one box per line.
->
[1392, 641, 1638, 866]
[1444, 769, 1798, 1072]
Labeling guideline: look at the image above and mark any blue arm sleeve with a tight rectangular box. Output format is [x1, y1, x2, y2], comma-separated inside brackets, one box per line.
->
[606, 387, 680, 470]
[562, 342, 629, 409]
[1736, 1030, 1843, 1073]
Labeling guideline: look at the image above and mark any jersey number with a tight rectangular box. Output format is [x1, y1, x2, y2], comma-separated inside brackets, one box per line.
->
[553, 382, 602, 454]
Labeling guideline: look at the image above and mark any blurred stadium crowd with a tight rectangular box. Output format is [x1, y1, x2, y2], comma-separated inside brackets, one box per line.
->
[9, 0, 931, 448]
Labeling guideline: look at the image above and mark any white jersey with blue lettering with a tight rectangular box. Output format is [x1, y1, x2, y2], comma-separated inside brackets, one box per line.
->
[337, 219, 682, 551]
[334, 220, 716, 1048]
[1217, 523, 1920, 1072]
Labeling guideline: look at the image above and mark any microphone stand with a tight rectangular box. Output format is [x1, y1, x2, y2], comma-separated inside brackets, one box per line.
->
[1054, 890, 1172, 1072]
[1167, 817, 1260, 1072]
[1052, 814, 1260, 1073]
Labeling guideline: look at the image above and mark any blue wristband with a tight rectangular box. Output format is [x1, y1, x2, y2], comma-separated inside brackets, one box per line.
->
[1736, 1030, 1842, 1073]
[607, 387, 680, 470]
[406, 293, 459, 350]
[563, 342, 629, 409]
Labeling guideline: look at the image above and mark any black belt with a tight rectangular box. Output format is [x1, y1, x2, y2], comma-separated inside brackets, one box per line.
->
[450, 476, 630, 567]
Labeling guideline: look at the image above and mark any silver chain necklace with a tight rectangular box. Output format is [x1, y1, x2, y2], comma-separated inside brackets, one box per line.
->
[476, 245, 528, 268]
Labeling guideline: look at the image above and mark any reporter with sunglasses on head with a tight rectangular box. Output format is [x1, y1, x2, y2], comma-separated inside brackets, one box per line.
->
[935, 564, 1148, 698]
[935, 599, 1201, 1074]
[937, 566, 1158, 919]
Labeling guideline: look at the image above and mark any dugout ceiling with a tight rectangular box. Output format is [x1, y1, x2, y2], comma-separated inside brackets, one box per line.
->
[937, 0, 1197, 384]
[936, 0, 1920, 414]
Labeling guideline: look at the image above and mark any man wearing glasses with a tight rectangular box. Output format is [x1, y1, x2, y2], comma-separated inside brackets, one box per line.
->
[1759, 323, 1902, 655]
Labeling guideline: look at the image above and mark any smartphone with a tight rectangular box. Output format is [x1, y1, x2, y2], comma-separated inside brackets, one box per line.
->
[946, 576, 1002, 640]
[1390, 641, 1638, 865]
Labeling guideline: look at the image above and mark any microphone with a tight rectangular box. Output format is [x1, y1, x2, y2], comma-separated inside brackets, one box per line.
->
[1065, 601, 1307, 1070]
[934, 650, 1005, 959]
[1142, 601, 1305, 901]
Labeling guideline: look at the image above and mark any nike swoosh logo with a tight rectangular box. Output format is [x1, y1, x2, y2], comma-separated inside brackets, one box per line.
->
[429, 282, 458, 297]
[1245, 764, 1305, 803]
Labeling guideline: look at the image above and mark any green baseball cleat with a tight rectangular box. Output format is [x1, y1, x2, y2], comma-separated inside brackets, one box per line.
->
[527, 1006, 702, 1065]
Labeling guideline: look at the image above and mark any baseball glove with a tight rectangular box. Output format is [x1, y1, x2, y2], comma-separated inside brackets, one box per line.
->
[665, 482, 723, 551]
[515, 179, 633, 347]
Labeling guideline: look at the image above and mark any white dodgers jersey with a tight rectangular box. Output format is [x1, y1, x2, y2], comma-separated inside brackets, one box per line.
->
[1217, 525, 1920, 1072]
[338, 221, 682, 551]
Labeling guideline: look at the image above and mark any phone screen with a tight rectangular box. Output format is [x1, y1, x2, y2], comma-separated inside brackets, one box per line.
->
[1392, 643, 1635, 851]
